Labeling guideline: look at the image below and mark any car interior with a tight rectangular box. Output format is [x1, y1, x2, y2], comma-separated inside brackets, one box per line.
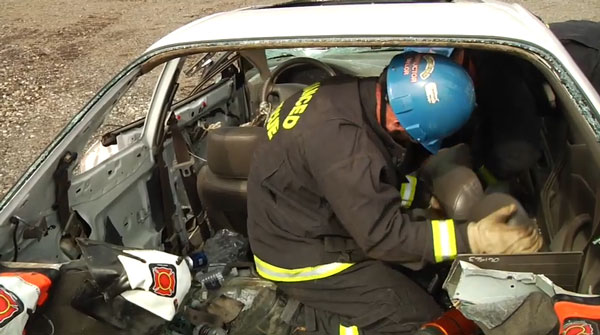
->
[4, 45, 600, 299]
[166, 46, 600, 295]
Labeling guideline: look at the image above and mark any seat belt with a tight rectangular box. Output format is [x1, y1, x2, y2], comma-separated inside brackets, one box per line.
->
[53, 151, 77, 230]
[577, 187, 600, 293]
[52, 151, 89, 260]
[588, 188, 600, 249]
[168, 117, 203, 216]
[156, 148, 181, 253]
[167, 116, 211, 245]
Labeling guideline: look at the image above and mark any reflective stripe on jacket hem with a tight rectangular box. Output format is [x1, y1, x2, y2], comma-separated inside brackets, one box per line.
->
[431, 219, 457, 263]
[254, 255, 355, 282]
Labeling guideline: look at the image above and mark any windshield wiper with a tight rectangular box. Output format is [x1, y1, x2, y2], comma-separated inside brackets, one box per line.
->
[267, 53, 297, 60]
[357, 47, 406, 53]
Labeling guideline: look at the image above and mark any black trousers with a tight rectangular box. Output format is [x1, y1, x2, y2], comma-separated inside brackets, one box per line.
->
[278, 260, 442, 335]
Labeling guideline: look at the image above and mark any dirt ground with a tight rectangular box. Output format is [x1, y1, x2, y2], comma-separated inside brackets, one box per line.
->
[0, 0, 599, 199]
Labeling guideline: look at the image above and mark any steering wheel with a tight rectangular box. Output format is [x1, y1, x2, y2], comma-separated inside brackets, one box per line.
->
[260, 57, 337, 104]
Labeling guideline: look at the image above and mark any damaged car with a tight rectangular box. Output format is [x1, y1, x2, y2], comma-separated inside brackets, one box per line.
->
[0, 0, 600, 334]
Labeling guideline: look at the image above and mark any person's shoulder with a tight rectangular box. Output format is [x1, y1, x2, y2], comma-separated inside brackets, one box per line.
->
[316, 74, 360, 90]
[312, 77, 366, 123]
[550, 20, 600, 50]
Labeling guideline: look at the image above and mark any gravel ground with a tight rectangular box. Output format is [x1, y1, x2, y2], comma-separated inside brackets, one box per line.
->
[0, 0, 599, 199]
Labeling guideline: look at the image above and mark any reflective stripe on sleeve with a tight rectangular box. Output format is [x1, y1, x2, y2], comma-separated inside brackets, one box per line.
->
[339, 324, 359, 335]
[431, 219, 457, 263]
[400, 175, 417, 208]
[254, 256, 354, 282]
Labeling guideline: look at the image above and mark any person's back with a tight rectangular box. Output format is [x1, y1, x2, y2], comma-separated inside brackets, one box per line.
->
[248, 75, 445, 334]
[248, 75, 420, 271]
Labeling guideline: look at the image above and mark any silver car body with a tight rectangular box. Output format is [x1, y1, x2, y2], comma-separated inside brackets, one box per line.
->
[1, 0, 599, 262]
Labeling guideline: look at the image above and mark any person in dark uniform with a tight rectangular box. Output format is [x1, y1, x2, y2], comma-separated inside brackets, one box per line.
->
[550, 20, 600, 93]
[247, 53, 543, 335]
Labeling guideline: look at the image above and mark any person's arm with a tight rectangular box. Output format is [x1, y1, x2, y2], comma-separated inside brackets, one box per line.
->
[399, 174, 433, 210]
[304, 120, 470, 265]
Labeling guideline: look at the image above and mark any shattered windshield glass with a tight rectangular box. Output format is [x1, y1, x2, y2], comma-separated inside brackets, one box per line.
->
[266, 47, 456, 60]
[265, 47, 404, 59]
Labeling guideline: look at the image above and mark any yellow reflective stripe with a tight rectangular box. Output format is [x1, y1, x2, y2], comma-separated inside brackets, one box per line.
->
[400, 175, 417, 208]
[254, 256, 354, 282]
[339, 324, 359, 335]
[477, 165, 498, 186]
[431, 219, 457, 263]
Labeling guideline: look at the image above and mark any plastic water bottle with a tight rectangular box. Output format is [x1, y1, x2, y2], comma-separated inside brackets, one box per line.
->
[195, 269, 226, 290]
[185, 251, 208, 270]
[193, 323, 227, 335]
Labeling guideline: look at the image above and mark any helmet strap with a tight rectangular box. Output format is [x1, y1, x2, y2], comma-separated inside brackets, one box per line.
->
[378, 68, 389, 130]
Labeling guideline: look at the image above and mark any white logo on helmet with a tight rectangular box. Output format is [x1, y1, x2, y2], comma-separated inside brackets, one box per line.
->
[425, 82, 440, 104]
[420, 55, 435, 80]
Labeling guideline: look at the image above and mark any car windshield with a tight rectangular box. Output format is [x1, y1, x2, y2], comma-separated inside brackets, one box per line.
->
[265, 47, 403, 59]
[265, 46, 457, 60]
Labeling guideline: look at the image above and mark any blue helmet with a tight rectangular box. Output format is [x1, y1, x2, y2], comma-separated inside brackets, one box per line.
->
[402, 47, 455, 58]
[386, 52, 475, 153]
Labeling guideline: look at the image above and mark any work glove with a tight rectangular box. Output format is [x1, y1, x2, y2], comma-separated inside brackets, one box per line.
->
[469, 193, 533, 227]
[467, 204, 543, 254]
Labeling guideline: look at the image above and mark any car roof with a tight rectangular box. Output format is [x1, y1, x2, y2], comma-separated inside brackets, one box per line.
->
[146, 0, 557, 53]
[143, 0, 600, 113]
[268, 0, 454, 7]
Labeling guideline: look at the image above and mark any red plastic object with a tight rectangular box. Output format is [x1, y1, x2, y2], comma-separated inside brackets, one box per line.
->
[554, 300, 600, 333]
[420, 308, 479, 335]
[0, 272, 52, 306]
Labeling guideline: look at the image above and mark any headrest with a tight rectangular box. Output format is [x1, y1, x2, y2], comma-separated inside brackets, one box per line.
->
[431, 165, 484, 221]
[420, 143, 472, 182]
[207, 127, 267, 179]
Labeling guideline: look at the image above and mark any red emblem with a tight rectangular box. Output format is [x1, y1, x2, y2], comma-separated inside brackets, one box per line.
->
[563, 321, 595, 335]
[0, 285, 23, 327]
[149, 264, 177, 298]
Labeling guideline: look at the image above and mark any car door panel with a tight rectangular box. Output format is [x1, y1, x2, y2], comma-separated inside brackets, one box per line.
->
[69, 140, 160, 249]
